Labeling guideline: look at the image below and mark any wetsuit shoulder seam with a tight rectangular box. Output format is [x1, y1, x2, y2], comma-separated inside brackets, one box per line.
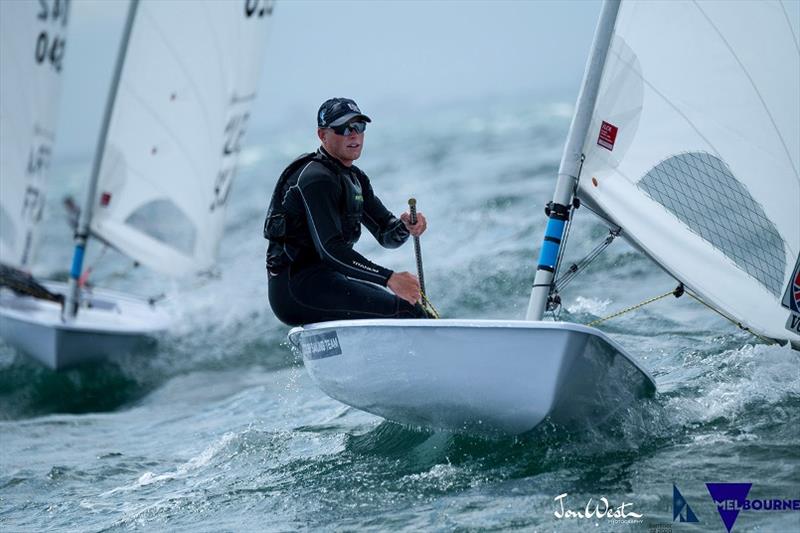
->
[296, 160, 339, 189]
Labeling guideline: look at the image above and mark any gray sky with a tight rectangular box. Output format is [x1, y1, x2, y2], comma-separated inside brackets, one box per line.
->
[56, 0, 601, 157]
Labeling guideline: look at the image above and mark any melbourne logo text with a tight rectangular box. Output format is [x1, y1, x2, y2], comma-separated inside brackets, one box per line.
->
[706, 483, 800, 532]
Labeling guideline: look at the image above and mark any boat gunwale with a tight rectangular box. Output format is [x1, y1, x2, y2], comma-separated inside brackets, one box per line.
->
[290, 318, 656, 387]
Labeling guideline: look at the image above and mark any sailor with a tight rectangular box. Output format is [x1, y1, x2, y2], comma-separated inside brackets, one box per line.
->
[264, 97, 429, 326]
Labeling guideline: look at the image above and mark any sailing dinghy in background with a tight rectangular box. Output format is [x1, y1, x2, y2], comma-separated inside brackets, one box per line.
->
[0, 0, 68, 275]
[0, 0, 272, 369]
[0, 0, 81, 366]
[291, 0, 799, 435]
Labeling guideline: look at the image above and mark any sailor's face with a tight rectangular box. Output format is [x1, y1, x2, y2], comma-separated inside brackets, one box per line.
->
[318, 126, 364, 166]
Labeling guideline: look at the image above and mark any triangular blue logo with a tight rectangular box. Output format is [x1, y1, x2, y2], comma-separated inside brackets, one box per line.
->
[673, 485, 699, 522]
[706, 483, 752, 533]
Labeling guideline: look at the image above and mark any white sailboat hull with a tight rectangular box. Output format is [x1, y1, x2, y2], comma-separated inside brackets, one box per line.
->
[0, 282, 169, 370]
[290, 319, 656, 435]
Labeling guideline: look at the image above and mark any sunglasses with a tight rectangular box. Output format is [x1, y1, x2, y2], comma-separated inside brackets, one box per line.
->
[331, 121, 367, 136]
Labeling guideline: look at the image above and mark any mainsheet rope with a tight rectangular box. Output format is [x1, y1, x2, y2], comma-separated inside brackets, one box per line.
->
[585, 283, 775, 344]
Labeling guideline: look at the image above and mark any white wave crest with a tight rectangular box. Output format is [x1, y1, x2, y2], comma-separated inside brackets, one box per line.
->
[102, 431, 237, 496]
[567, 296, 612, 315]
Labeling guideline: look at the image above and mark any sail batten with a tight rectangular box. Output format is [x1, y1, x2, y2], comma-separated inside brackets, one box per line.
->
[578, 0, 800, 343]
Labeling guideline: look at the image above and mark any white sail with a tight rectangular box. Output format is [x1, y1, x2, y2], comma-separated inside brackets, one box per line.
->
[0, 0, 69, 269]
[89, 0, 272, 275]
[576, 0, 800, 343]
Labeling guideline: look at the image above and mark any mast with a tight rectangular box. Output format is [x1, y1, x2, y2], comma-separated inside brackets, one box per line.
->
[65, 0, 140, 317]
[526, 0, 621, 321]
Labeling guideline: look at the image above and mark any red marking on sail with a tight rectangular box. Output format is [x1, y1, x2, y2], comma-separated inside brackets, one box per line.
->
[100, 192, 111, 206]
[597, 121, 618, 151]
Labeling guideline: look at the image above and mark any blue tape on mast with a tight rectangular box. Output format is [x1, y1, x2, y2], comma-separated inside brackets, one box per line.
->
[537, 218, 565, 268]
[538, 241, 560, 269]
[544, 217, 565, 240]
[70, 245, 85, 279]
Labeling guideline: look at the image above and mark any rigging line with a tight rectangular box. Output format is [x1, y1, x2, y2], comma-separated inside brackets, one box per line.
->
[83, 244, 109, 275]
[147, 274, 213, 305]
[547, 155, 587, 320]
[692, 0, 799, 179]
[420, 290, 440, 319]
[586, 282, 777, 345]
[585, 286, 681, 327]
[555, 226, 619, 289]
[553, 213, 572, 285]
[683, 289, 776, 345]
[552, 154, 585, 284]
[554, 230, 618, 292]
[81, 252, 139, 291]
[578, 200, 622, 232]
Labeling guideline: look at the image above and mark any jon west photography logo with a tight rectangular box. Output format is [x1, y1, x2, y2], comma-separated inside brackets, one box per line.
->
[552, 492, 643, 525]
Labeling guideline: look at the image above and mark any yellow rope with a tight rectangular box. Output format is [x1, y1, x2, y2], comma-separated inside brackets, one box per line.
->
[683, 290, 775, 344]
[585, 285, 776, 345]
[586, 289, 675, 327]
[420, 291, 441, 319]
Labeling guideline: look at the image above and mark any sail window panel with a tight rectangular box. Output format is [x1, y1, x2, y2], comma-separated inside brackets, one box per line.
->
[123, 199, 196, 257]
[639, 152, 786, 296]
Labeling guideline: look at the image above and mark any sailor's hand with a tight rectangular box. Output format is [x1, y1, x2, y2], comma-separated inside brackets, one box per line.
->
[387, 271, 421, 304]
[400, 212, 427, 236]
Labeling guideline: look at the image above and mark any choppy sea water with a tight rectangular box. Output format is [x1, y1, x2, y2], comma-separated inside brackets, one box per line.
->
[1, 97, 798, 532]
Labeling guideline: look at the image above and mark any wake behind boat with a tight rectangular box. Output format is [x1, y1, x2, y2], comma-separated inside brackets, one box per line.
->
[292, 319, 655, 435]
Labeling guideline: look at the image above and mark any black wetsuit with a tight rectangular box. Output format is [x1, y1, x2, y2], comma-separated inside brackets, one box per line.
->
[266, 147, 426, 326]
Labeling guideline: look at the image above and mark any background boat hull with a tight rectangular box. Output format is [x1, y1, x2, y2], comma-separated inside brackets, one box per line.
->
[0, 282, 168, 370]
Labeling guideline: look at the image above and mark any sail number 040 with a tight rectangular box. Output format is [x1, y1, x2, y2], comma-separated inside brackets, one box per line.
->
[35, 32, 66, 72]
[35, 0, 69, 72]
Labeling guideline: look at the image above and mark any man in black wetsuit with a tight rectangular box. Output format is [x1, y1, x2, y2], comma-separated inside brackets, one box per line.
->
[264, 98, 428, 326]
